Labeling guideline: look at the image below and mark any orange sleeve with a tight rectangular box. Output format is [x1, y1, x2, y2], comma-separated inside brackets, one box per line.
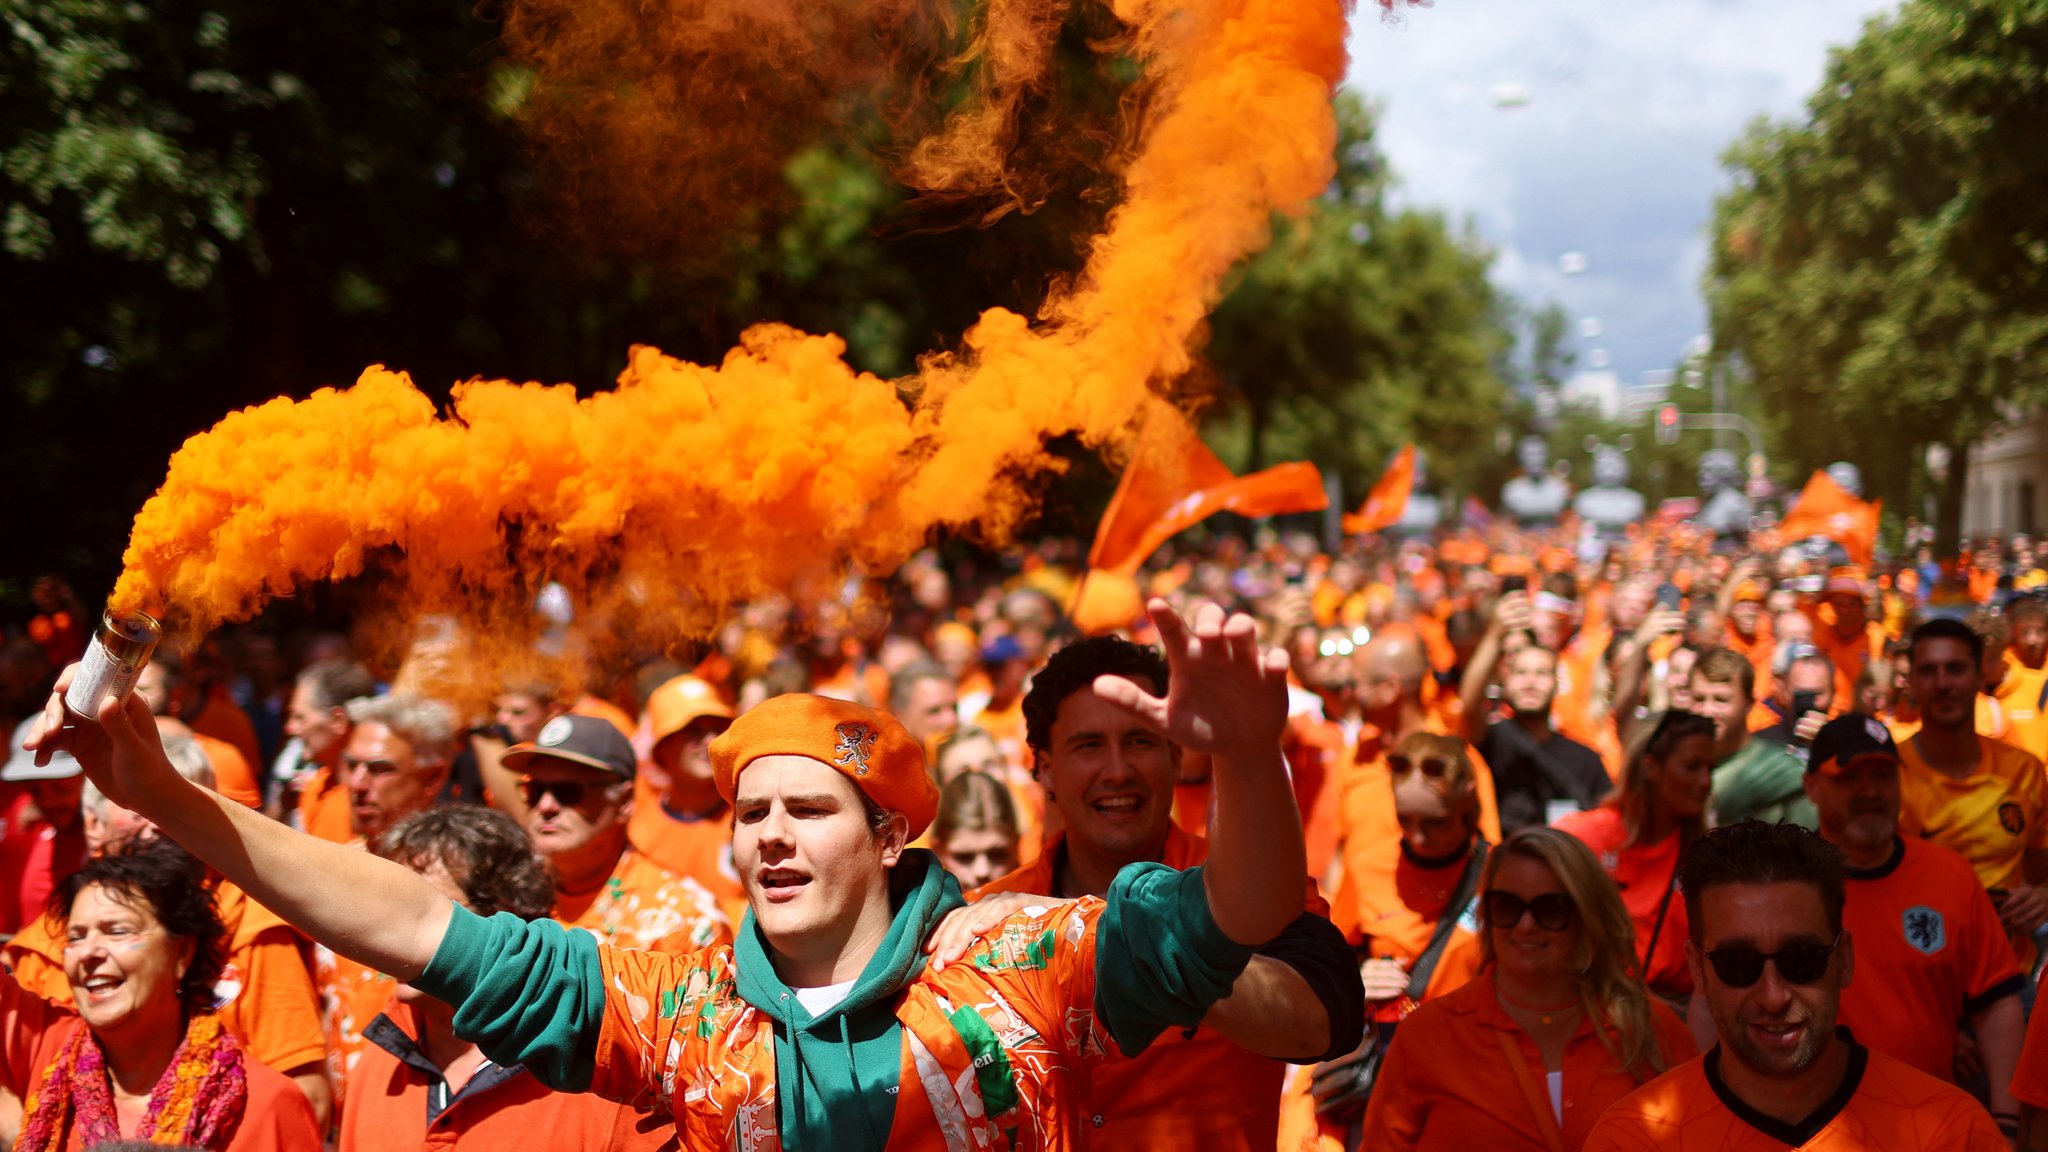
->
[1357, 1008, 1427, 1146]
[2014, 988, 2048, 1109]
[2, 916, 74, 1003]
[1465, 741, 1502, 844]
[228, 927, 329, 1074]
[195, 733, 264, 809]
[0, 966, 66, 1098]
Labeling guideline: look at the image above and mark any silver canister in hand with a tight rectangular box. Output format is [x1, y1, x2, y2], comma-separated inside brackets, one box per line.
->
[65, 610, 162, 718]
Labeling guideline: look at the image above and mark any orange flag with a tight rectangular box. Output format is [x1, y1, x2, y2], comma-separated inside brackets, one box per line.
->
[1342, 444, 1415, 535]
[1086, 403, 1328, 579]
[1778, 470, 1881, 568]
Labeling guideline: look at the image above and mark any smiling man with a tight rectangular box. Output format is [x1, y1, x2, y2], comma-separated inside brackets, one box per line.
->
[1801, 714, 2022, 1130]
[502, 713, 729, 953]
[31, 598, 1314, 1151]
[1585, 821, 2004, 1150]
[970, 634, 1361, 1150]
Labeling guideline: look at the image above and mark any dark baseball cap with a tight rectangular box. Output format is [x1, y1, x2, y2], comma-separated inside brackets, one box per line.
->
[502, 714, 636, 781]
[1807, 713, 1899, 777]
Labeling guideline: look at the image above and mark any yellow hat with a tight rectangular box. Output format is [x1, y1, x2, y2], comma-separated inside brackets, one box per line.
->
[710, 694, 938, 837]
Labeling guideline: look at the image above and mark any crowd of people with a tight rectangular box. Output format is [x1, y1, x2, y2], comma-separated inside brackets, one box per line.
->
[0, 518, 2046, 1150]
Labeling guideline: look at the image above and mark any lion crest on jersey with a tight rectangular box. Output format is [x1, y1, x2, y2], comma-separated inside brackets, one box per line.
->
[832, 721, 878, 776]
[1902, 905, 1945, 956]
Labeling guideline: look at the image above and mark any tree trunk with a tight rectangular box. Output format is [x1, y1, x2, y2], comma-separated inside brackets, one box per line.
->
[1935, 437, 1971, 558]
[1245, 392, 1269, 473]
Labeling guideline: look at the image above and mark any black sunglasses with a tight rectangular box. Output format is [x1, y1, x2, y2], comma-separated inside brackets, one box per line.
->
[1388, 754, 1454, 779]
[1703, 935, 1841, 988]
[520, 777, 603, 808]
[1483, 891, 1576, 931]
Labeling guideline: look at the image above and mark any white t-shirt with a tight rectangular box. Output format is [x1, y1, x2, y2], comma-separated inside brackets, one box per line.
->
[794, 979, 857, 1017]
[1547, 1069, 1564, 1124]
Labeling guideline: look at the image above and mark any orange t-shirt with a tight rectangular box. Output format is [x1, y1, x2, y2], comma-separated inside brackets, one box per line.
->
[570, 695, 636, 739]
[340, 996, 668, 1152]
[4, 882, 326, 1077]
[194, 731, 264, 809]
[2009, 978, 2048, 1109]
[1284, 713, 1351, 884]
[971, 825, 1322, 1152]
[191, 687, 264, 780]
[1836, 837, 2022, 1082]
[1584, 1038, 2007, 1150]
[1360, 968, 1696, 1152]
[296, 763, 355, 843]
[1808, 618, 1888, 718]
[625, 802, 745, 929]
[552, 848, 731, 954]
[0, 979, 322, 1152]
[1554, 807, 1691, 998]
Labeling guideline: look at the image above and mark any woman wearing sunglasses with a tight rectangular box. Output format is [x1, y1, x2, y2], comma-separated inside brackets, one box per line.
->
[1554, 711, 1716, 1005]
[1360, 827, 1695, 1150]
[1280, 733, 1488, 1151]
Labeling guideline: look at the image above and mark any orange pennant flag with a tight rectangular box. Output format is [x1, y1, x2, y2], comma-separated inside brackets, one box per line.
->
[1342, 444, 1415, 535]
[1086, 403, 1328, 579]
[1778, 470, 1881, 568]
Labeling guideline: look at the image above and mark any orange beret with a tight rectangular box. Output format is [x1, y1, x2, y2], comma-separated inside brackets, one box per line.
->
[710, 694, 938, 838]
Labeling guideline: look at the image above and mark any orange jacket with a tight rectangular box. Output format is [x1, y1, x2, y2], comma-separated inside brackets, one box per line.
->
[340, 997, 665, 1152]
[1334, 717, 1501, 941]
[1361, 969, 1696, 1151]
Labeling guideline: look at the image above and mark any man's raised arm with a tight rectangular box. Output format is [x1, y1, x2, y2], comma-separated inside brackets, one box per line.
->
[1095, 600, 1303, 945]
[28, 670, 453, 980]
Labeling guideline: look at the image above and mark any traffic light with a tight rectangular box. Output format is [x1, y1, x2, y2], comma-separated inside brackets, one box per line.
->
[1655, 404, 1680, 445]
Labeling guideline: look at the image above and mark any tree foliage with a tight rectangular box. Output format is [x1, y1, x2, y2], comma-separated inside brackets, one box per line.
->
[1706, 0, 2048, 549]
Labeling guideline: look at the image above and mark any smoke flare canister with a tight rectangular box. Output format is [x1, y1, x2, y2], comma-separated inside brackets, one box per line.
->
[65, 611, 162, 719]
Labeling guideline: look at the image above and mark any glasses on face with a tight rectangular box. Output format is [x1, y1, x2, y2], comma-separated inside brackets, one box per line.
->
[1388, 755, 1454, 779]
[1703, 934, 1841, 988]
[520, 777, 601, 809]
[1482, 891, 1576, 931]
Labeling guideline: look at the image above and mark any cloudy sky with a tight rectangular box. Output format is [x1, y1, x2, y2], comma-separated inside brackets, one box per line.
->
[1344, 0, 1897, 388]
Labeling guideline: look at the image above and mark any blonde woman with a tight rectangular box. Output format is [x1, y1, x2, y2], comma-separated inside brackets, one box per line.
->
[929, 771, 1020, 890]
[1361, 827, 1695, 1150]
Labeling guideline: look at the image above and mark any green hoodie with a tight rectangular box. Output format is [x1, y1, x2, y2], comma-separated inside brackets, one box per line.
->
[733, 848, 962, 1151]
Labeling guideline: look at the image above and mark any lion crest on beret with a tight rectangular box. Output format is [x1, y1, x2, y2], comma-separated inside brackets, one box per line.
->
[832, 721, 878, 776]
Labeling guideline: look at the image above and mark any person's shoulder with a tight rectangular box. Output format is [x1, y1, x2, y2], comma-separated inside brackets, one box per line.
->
[1894, 835, 1985, 891]
[1586, 1055, 1714, 1137]
[238, 1052, 324, 1148]
[1554, 805, 1622, 845]
[1984, 736, 2046, 780]
[1852, 1045, 2006, 1127]
[942, 897, 1099, 982]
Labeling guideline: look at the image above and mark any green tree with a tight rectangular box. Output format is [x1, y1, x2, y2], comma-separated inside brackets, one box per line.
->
[1706, 0, 2048, 552]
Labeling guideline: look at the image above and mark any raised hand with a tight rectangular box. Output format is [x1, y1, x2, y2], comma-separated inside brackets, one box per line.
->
[23, 662, 180, 815]
[1089, 599, 1289, 763]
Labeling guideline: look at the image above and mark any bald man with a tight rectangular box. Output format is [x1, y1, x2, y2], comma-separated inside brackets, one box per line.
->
[1334, 632, 1503, 935]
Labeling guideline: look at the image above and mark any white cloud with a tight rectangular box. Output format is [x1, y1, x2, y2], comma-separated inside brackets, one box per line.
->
[1346, 0, 1895, 385]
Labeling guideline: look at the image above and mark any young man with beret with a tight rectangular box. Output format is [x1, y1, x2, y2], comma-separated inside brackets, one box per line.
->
[29, 599, 1311, 1151]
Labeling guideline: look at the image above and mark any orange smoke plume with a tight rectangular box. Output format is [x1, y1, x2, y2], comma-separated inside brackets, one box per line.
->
[112, 0, 1360, 661]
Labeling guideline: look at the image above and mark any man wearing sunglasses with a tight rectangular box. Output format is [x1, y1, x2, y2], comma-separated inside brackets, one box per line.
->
[1586, 821, 2006, 1150]
[503, 713, 731, 953]
[1801, 713, 2024, 1138]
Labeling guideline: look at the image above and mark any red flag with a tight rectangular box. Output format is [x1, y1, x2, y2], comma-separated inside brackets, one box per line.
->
[1086, 403, 1327, 578]
[1342, 445, 1415, 535]
[1778, 470, 1881, 567]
